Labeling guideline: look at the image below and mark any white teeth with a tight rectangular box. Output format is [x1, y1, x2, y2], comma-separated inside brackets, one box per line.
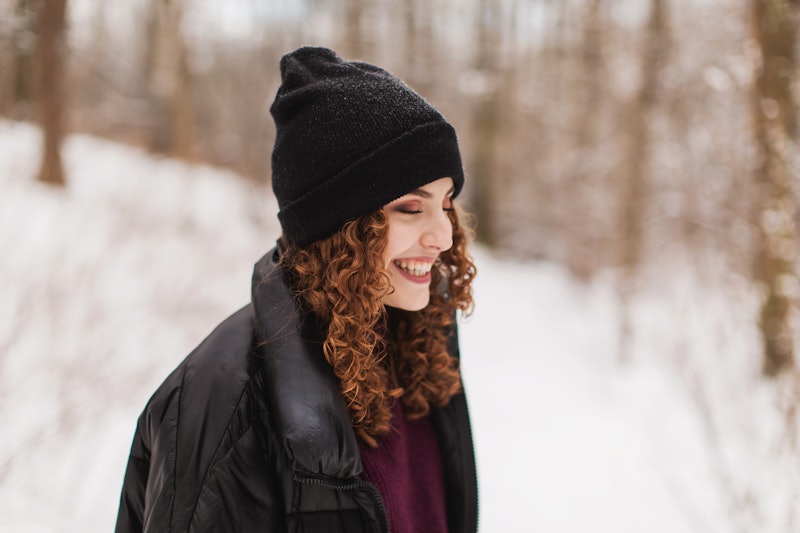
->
[394, 260, 433, 277]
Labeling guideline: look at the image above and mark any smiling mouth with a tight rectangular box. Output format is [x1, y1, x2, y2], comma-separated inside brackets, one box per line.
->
[393, 259, 434, 278]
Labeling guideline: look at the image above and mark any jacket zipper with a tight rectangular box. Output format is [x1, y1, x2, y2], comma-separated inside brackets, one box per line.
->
[294, 474, 390, 533]
[463, 398, 480, 533]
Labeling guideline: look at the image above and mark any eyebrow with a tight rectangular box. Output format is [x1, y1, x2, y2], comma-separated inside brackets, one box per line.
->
[404, 186, 456, 199]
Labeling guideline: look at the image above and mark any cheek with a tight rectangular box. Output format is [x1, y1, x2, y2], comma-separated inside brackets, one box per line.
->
[383, 237, 401, 266]
[383, 218, 415, 263]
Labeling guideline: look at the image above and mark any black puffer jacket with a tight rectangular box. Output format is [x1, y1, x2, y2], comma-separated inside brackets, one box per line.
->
[115, 248, 479, 532]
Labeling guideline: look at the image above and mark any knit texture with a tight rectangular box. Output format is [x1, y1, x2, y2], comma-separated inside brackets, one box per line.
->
[358, 400, 448, 533]
[269, 46, 464, 248]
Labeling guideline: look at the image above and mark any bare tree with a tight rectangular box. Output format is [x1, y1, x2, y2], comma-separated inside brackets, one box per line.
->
[0, 1, 35, 117]
[145, 0, 196, 159]
[566, 0, 606, 278]
[343, 0, 365, 58]
[400, 0, 437, 93]
[33, 0, 67, 186]
[470, 0, 502, 246]
[617, 0, 669, 361]
[750, 0, 799, 376]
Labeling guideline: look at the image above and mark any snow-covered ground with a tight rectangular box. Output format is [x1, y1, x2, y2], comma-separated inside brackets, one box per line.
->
[1, 120, 797, 532]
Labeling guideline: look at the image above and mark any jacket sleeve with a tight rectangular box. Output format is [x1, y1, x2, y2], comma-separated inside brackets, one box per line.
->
[115, 416, 151, 533]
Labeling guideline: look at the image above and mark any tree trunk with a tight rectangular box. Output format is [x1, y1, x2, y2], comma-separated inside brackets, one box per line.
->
[750, 0, 798, 377]
[620, 0, 667, 271]
[470, 0, 502, 246]
[343, 0, 364, 58]
[404, 0, 435, 91]
[566, 0, 605, 278]
[1, 1, 36, 118]
[617, 0, 668, 362]
[403, 0, 417, 83]
[34, 0, 67, 186]
[147, 0, 195, 159]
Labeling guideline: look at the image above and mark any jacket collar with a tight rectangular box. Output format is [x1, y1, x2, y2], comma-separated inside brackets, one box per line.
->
[250, 246, 363, 480]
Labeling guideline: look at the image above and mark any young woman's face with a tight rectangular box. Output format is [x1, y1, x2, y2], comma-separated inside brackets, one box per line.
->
[381, 177, 455, 311]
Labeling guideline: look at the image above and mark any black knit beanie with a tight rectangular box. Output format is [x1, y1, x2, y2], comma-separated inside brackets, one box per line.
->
[270, 46, 464, 248]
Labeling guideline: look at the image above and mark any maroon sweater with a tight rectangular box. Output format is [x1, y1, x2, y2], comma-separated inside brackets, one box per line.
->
[358, 400, 448, 533]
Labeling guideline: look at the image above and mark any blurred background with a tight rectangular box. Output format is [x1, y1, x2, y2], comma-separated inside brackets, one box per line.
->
[1, 0, 799, 531]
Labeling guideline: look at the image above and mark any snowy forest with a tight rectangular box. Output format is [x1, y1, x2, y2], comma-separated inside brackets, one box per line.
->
[1, 0, 799, 531]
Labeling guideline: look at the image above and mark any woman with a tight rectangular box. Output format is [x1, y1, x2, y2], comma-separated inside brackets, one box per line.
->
[116, 46, 478, 533]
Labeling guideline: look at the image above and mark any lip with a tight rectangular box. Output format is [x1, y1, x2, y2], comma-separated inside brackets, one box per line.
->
[391, 258, 434, 285]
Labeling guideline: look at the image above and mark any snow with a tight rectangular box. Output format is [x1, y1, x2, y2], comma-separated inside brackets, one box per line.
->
[462, 255, 731, 532]
[1, 120, 797, 532]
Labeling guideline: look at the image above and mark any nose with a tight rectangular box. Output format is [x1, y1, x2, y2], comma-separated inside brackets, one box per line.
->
[421, 210, 454, 252]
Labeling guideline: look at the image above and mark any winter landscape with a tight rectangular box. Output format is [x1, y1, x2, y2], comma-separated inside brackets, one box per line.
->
[0, 121, 799, 531]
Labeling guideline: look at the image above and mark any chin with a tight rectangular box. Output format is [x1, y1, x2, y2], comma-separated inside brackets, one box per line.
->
[383, 294, 431, 312]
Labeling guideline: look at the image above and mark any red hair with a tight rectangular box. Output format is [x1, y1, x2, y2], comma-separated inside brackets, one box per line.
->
[280, 207, 475, 446]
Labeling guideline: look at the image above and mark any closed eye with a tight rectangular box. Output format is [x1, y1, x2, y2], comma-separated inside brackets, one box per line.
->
[392, 200, 423, 214]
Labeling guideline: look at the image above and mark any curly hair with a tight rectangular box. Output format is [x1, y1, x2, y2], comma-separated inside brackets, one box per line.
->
[280, 206, 476, 446]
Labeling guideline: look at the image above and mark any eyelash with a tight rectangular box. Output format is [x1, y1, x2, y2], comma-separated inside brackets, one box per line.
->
[397, 206, 455, 215]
